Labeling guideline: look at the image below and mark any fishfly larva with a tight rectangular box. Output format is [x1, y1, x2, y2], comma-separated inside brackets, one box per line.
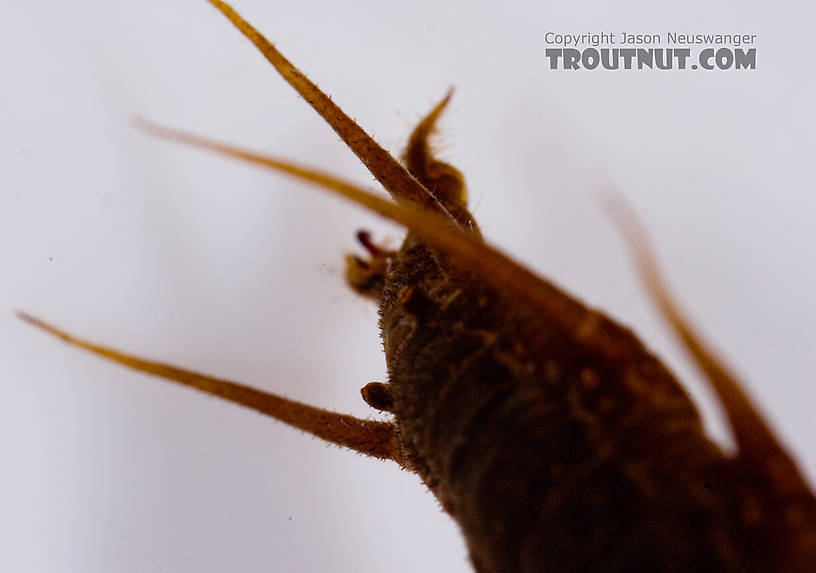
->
[13, 1, 816, 571]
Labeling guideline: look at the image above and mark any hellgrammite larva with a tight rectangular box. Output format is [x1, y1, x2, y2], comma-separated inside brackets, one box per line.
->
[19, 1, 816, 571]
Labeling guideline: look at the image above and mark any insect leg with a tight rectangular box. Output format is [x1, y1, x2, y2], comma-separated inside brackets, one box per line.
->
[203, 0, 459, 225]
[604, 197, 808, 478]
[403, 90, 480, 236]
[345, 231, 395, 300]
[17, 312, 405, 466]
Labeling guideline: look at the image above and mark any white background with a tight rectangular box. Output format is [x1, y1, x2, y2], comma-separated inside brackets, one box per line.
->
[2, 1, 814, 572]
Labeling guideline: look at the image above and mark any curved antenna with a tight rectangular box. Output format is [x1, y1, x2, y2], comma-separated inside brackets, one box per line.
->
[137, 119, 648, 365]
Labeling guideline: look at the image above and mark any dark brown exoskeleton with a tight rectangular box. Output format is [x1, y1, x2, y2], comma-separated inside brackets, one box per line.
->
[20, 1, 816, 571]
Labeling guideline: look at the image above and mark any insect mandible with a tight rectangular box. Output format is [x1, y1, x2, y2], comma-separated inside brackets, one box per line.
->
[9, 1, 812, 572]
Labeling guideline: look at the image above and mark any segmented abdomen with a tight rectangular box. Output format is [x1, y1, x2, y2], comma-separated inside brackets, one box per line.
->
[380, 240, 753, 572]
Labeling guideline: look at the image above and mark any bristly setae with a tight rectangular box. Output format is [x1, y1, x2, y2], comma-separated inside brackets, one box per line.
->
[18, 1, 816, 571]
